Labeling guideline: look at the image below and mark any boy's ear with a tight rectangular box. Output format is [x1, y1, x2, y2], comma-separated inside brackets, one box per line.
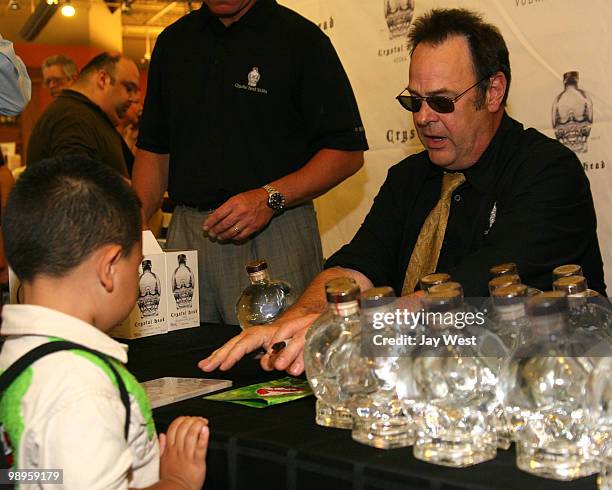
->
[97, 244, 123, 293]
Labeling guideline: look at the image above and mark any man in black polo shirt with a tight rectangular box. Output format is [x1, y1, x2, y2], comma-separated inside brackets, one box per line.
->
[133, 0, 368, 324]
[27, 53, 140, 178]
[200, 8, 605, 376]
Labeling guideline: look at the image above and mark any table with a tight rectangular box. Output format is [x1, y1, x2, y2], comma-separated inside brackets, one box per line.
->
[124, 325, 597, 490]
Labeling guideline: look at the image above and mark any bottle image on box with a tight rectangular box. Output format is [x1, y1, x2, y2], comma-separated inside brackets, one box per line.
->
[138, 259, 161, 316]
[172, 254, 194, 309]
[552, 71, 593, 154]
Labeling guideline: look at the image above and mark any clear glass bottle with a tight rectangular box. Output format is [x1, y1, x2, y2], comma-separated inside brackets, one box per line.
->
[342, 287, 415, 449]
[411, 285, 502, 467]
[552, 71, 593, 154]
[172, 254, 194, 309]
[587, 357, 612, 490]
[304, 278, 361, 429]
[553, 275, 611, 343]
[235, 260, 296, 330]
[501, 292, 599, 480]
[138, 259, 161, 317]
[419, 273, 451, 292]
[489, 284, 529, 351]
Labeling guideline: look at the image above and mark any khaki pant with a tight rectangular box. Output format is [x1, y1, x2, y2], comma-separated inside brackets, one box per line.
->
[167, 203, 324, 324]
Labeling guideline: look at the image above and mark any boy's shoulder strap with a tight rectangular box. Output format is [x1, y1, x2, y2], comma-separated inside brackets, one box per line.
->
[0, 340, 130, 440]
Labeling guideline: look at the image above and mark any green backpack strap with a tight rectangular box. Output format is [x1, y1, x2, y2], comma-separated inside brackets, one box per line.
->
[0, 341, 131, 439]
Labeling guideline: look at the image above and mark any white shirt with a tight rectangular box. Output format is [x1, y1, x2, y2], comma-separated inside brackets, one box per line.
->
[0, 305, 160, 489]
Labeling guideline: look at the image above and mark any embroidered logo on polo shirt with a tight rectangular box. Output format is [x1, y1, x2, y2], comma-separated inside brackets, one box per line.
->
[247, 67, 260, 87]
[235, 66, 268, 94]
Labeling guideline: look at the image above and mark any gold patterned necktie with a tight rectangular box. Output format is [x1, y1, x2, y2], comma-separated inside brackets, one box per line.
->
[401, 171, 466, 295]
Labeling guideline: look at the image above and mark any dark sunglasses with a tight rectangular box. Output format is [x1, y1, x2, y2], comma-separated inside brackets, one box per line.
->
[396, 76, 489, 114]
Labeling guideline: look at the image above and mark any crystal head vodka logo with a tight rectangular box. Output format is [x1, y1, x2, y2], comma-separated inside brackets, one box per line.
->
[384, 0, 414, 40]
[551, 71, 593, 154]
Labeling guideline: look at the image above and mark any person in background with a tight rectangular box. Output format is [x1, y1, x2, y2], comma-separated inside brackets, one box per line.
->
[0, 155, 209, 489]
[0, 33, 30, 116]
[199, 8, 605, 377]
[41, 54, 78, 97]
[133, 0, 368, 325]
[118, 100, 142, 155]
[27, 52, 139, 178]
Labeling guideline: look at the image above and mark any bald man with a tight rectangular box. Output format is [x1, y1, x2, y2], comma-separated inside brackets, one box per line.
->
[28, 52, 140, 177]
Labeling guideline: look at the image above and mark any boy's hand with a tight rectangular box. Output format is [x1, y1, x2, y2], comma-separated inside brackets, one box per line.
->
[158, 416, 209, 490]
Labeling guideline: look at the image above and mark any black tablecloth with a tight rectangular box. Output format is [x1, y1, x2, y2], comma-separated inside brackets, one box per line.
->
[123, 325, 597, 490]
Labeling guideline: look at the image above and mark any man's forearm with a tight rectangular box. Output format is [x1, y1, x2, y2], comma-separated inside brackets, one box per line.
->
[132, 149, 169, 225]
[269, 149, 364, 207]
[280, 266, 374, 321]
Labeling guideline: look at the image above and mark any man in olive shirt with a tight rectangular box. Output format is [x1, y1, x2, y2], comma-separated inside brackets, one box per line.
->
[28, 53, 140, 177]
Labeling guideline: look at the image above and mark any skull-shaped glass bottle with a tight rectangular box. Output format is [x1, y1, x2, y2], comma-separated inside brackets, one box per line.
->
[411, 285, 503, 467]
[552, 71, 593, 153]
[138, 259, 161, 316]
[304, 278, 360, 429]
[587, 357, 612, 490]
[172, 254, 194, 309]
[501, 292, 599, 480]
[341, 287, 415, 448]
[235, 259, 295, 330]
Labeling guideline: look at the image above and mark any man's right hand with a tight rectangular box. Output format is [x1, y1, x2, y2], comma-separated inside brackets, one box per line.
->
[198, 312, 320, 374]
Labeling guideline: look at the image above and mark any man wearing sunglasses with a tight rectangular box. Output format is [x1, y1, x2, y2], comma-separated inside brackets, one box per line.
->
[199, 8, 605, 376]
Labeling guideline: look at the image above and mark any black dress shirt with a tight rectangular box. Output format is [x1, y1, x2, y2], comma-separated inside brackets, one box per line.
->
[325, 114, 606, 296]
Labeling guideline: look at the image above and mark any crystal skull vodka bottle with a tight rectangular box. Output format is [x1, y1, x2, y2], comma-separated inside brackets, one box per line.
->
[587, 357, 612, 490]
[487, 283, 530, 450]
[172, 254, 194, 308]
[552, 71, 593, 154]
[342, 287, 415, 449]
[304, 278, 361, 429]
[411, 285, 503, 467]
[235, 259, 296, 330]
[501, 292, 599, 480]
[553, 275, 611, 343]
[138, 259, 161, 316]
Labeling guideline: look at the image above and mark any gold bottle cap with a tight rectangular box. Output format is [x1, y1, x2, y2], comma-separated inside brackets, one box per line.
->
[489, 262, 518, 278]
[492, 284, 528, 306]
[325, 277, 360, 303]
[246, 259, 268, 274]
[552, 264, 583, 280]
[553, 275, 588, 295]
[488, 274, 520, 293]
[419, 273, 451, 291]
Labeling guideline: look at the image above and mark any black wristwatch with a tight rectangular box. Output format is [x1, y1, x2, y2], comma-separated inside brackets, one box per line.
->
[263, 184, 286, 212]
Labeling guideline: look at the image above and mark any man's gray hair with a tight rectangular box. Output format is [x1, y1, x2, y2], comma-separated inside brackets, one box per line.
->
[41, 54, 78, 79]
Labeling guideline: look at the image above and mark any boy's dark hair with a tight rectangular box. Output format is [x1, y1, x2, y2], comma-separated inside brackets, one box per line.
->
[3, 156, 141, 282]
[408, 8, 511, 106]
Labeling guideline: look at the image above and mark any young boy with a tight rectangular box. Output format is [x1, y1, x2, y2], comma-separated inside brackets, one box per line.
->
[0, 156, 209, 489]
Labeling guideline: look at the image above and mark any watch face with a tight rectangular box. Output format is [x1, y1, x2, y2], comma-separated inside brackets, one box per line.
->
[268, 192, 285, 211]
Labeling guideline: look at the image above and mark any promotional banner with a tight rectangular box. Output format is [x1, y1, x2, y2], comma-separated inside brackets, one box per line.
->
[280, 0, 611, 289]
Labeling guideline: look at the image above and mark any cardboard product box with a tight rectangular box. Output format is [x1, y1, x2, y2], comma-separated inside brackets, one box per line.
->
[110, 231, 199, 339]
[165, 249, 200, 331]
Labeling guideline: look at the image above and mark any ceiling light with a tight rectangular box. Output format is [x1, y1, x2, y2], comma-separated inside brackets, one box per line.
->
[61, 0, 75, 16]
[121, 0, 132, 15]
[8, 0, 21, 10]
[46, 0, 59, 5]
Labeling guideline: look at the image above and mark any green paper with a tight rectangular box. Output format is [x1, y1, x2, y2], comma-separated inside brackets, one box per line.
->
[204, 377, 312, 408]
